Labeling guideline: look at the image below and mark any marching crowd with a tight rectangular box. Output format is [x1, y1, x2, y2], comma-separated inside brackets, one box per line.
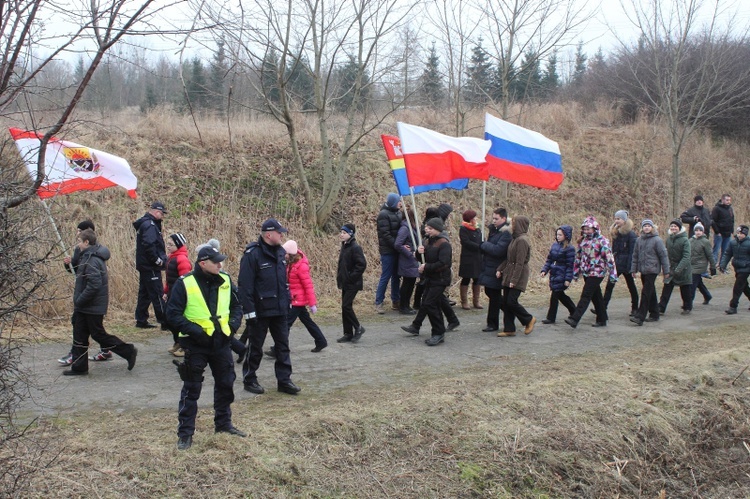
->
[57, 192, 748, 449]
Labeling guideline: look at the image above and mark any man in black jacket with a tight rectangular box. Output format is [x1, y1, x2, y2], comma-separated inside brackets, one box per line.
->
[336, 223, 367, 343]
[680, 195, 712, 238]
[64, 229, 138, 376]
[133, 201, 168, 328]
[478, 207, 512, 332]
[238, 218, 300, 396]
[375, 193, 402, 313]
[418, 218, 452, 346]
[711, 194, 734, 265]
[166, 245, 245, 450]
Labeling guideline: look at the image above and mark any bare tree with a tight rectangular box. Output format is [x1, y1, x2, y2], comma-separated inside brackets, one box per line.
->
[0, 0, 162, 494]
[196, 0, 417, 228]
[614, 0, 750, 217]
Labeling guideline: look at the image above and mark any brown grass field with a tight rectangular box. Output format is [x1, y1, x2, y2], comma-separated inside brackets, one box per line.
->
[3, 103, 750, 496]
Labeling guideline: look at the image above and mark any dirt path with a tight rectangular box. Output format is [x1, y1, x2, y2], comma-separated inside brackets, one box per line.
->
[20, 285, 742, 417]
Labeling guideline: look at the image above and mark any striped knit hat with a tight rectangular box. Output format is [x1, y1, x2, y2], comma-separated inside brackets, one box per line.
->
[169, 233, 187, 248]
[641, 219, 654, 228]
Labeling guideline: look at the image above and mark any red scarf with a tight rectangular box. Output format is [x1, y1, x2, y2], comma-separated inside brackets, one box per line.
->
[461, 221, 477, 231]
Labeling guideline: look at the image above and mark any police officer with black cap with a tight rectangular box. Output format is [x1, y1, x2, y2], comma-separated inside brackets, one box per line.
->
[238, 218, 301, 396]
[166, 245, 245, 450]
[133, 201, 168, 328]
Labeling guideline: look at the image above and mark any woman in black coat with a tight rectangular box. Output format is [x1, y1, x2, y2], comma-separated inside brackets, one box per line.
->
[458, 209, 483, 309]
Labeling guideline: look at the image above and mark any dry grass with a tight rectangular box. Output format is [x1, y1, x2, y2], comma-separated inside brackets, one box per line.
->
[21, 324, 750, 497]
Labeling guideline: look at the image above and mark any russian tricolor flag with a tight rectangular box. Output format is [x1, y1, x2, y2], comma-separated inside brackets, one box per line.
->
[397, 122, 491, 186]
[484, 114, 563, 190]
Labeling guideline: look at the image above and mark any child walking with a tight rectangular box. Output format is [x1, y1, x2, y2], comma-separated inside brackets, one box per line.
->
[540, 225, 576, 324]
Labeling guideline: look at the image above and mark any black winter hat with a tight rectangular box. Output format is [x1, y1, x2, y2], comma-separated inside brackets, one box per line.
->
[694, 195, 704, 203]
[77, 219, 95, 231]
[341, 223, 356, 236]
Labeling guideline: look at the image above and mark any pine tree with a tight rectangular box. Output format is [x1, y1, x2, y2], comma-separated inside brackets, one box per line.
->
[540, 50, 560, 98]
[209, 37, 228, 115]
[420, 42, 444, 108]
[186, 58, 208, 109]
[286, 54, 315, 110]
[260, 50, 281, 106]
[513, 49, 542, 101]
[333, 55, 370, 112]
[466, 38, 492, 106]
[572, 41, 587, 85]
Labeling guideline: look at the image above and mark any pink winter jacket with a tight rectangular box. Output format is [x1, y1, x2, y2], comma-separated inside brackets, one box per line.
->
[287, 250, 317, 307]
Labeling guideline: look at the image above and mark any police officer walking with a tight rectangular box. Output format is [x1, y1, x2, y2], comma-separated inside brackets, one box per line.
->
[133, 201, 168, 328]
[238, 219, 301, 396]
[166, 245, 245, 450]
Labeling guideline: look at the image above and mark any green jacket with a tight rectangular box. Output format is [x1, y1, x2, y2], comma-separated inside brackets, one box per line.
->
[666, 228, 691, 286]
[690, 234, 716, 275]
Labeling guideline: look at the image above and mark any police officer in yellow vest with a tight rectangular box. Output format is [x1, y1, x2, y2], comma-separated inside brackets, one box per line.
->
[166, 245, 244, 450]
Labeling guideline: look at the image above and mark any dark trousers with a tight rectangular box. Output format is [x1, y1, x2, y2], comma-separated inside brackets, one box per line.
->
[570, 276, 607, 324]
[288, 305, 327, 348]
[635, 273, 659, 320]
[71, 312, 134, 372]
[659, 281, 694, 312]
[603, 271, 639, 311]
[460, 277, 478, 286]
[501, 287, 532, 332]
[242, 316, 292, 385]
[413, 292, 457, 329]
[484, 287, 503, 329]
[341, 288, 360, 336]
[729, 272, 750, 308]
[422, 285, 446, 336]
[135, 269, 166, 324]
[399, 277, 417, 310]
[546, 289, 576, 321]
[177, 346, 235, 438]
[692, 274, 712, 303]
[413, 281, 424, 309]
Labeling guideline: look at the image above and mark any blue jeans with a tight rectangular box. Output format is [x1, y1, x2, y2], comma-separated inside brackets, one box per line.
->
[375, 253, 401, 305]
[713, 234, 731, 264]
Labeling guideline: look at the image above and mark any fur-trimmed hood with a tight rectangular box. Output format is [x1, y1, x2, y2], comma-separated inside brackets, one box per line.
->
[610, 218, 634, 238]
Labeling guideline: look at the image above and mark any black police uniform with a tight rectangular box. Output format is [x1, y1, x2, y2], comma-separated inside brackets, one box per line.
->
[133, 212, 167, 325]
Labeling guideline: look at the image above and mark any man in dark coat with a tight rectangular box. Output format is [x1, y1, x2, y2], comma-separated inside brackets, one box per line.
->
[64, 229, 138, 376]
[336, 223, 367, 343]
[133, 201, 168, 328]
[375, 193, 402, 313]
[680, 195, 712, 238]
[711, 194, 734, 264]
[478, 207, 512, 332]
[418, 218, 452, 346]
[167, 245, 245, 450]
[238, 218, 300, 396]
[720, 225, 750, 315]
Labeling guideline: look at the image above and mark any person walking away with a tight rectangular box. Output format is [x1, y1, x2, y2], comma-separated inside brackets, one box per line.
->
[166, 245, 245, 450]
[418, 218, 452, 346]
[496, 216, 534, 337]
[540, 225, 576, 324]
[630, 220, 670, 326]
[680, 195, 712, 238]
[565, 216, 617, 329]
[375, 193, 402, 313]
[458, 209, 483, 310]
[394, 208, 420, 314]
[336, 224, 367, 343]
[59, 219, 113, 365]
[164, 233, 191, 357]
[658, 220, 693, 314]
[711, 194, 734, 266]
[478, 208, 512, 332]
[238, 219, 300, 396]
[282, 240, 328, 352]
[689, 223, 716, 306]
[602, 210, 639, 316]
[719, 225, 750, 315]
[133, 201, 168, 329]
[64, 229, 138, 376]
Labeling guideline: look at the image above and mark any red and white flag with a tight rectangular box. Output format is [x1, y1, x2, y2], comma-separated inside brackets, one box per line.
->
[397, 122, 491, 186]
[9, 128, 138, 199]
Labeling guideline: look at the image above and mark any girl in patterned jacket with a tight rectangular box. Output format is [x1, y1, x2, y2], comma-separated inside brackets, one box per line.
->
[565, 216, 617, 329]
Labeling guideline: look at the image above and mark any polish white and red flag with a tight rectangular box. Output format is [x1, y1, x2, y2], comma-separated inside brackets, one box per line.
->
[9, 128, 138, 199]
[396, 122, 491, 186]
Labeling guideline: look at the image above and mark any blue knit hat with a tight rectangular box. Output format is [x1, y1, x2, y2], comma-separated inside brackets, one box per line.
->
[386, 193, 400, 208]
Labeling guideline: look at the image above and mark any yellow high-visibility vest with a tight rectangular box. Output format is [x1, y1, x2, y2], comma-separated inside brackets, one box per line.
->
[179, 273, 231, 337]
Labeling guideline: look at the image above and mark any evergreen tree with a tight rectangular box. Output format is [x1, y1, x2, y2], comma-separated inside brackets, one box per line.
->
[540, 50, 560, 98]
[420, 42, 444, 108]
[209, 37, 228, 115]
[286, 54, 315, 110]
[260, 50, 281, 107]
[140, 84, 157, 113]
[333, 55, 370, 112]
[186, 57, 208, 109]
[466, 38, 492, 106]
[572, 41, 587, 85]
[513, 49, 542, 100]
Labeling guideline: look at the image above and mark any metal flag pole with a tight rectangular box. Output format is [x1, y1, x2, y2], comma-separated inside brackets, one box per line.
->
[481, 180, 487, 240]
[400, 195, 418, 253]
[40, 199, 70, 259]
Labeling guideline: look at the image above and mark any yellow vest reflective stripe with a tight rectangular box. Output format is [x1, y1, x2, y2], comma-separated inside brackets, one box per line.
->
[179, 273, 231, 337]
